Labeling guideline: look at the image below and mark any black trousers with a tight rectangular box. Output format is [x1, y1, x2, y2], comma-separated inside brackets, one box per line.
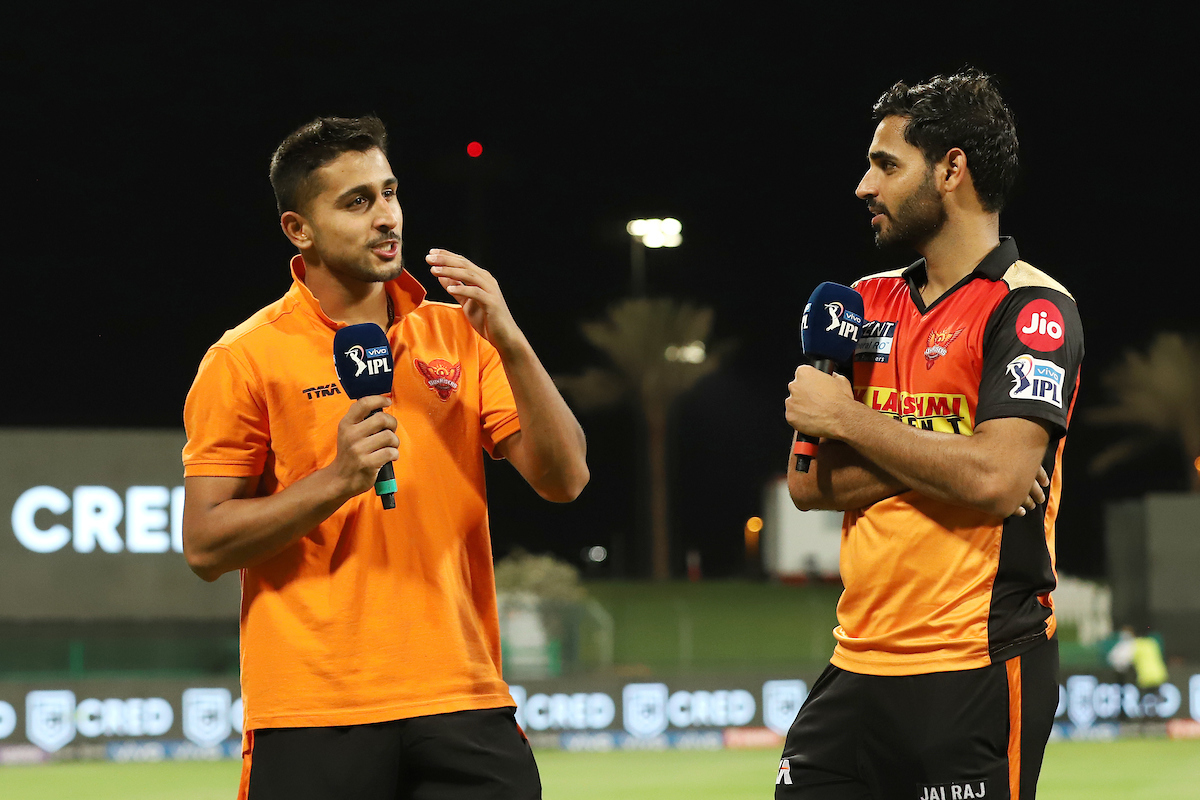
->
[776, 637, 1058, 800]
[245, 706, 541, 800]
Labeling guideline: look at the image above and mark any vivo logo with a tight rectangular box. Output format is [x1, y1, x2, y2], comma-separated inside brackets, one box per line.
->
[10, 485, 185, 554]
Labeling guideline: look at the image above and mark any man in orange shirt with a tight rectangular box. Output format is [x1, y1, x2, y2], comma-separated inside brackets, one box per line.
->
[182, 116, 588, 799]
[779, 71, 1082, 798]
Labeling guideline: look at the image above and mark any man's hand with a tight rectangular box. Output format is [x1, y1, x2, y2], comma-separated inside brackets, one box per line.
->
[785, 365, 857, 440]
[330, 396, 399, 499]
[427, 249, 521, 352]
[1013, 465, 1050, 518]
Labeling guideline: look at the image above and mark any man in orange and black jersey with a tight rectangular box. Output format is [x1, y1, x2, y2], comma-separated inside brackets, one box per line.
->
[778, 71, 1082, 799]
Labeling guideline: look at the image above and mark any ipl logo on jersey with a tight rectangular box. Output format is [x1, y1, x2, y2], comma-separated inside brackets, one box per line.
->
[1007, 354, 1065, 408]
[414, 358, 463, 401]
[923, 327, 965, 370]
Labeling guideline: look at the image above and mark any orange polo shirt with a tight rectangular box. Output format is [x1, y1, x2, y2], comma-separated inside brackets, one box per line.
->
[183, 256, 521, 731]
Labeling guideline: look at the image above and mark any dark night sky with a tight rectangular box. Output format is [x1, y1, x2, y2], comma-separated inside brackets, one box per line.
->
[5, 4, 1193, 578]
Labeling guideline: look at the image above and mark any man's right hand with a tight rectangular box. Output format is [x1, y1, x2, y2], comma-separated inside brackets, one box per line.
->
[1013, 466, 1050, 517]
[330, 396, 399, 498]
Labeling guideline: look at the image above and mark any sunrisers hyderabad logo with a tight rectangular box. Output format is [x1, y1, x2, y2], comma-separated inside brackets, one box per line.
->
[923, 327, 964, 370]
[414, 358, 462, 401]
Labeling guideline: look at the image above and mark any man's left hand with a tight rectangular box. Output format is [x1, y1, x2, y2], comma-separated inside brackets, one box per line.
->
[785, 365, 856, 440]
[427, 250, 521, 350]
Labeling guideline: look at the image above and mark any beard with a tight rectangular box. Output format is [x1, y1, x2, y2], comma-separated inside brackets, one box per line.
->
[871, 169, 947, 250]
[314, 238, 407, 283]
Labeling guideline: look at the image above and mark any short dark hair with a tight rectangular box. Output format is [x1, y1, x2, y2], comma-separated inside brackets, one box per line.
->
[872, 69, 1018, 213]
[269, 116, 388, 215]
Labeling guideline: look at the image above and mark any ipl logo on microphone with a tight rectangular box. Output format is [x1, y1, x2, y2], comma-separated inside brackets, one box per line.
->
[823, 302, 863, 340]
[345, 345, 393, 378]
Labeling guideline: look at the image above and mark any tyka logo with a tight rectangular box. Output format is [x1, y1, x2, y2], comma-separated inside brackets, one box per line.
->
[923, 327, 964, 370]
[301, 383, 342, 400]
[415, 358, 463, 401]
[823, 302, 863, 340]
[776, 758, 793, 786]
[345, 345, 393, 378]
[1015, 299, 1066, 352]
[1007, 354, 1065, 408]
[26, 690, 75, 753]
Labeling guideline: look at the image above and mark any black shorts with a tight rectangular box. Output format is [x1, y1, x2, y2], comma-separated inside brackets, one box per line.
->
[244, 706, 541, 800]
[776, 636, 1058, 800]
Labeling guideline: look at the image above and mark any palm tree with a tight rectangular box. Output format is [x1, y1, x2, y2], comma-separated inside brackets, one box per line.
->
[557, 298, 730, 580]
[1086, 332, 1200, 491]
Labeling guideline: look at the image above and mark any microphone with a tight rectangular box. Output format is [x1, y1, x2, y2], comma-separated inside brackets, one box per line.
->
[333, 323, 397, 509]
[793, 282, 864, 473]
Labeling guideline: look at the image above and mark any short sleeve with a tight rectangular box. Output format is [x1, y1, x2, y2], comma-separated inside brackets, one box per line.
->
[477, 336, 521, 458]
[182, 345, 271, 477]
[976, 287, 1084, 438]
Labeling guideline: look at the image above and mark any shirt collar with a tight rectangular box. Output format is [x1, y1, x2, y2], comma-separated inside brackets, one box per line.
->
[287, 254, 427, 330]
[902, 236, 1020, 287]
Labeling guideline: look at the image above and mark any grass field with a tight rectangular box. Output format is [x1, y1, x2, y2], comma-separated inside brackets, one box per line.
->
[1, 739, 1197, 799]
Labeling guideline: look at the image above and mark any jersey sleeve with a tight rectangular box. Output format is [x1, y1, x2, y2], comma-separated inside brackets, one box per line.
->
[182, 345, 271, 477]
[477, 335, 521, 458]
[976, 287, 1084, 438]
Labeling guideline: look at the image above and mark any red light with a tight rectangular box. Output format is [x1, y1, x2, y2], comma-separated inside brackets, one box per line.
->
[467, 141, 483, 158]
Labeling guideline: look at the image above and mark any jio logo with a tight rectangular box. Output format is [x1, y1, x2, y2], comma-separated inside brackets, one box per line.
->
[1015, 299, 1065, 352]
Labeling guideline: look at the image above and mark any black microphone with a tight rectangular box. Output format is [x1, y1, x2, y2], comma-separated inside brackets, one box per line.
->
[333, 323, 397, 509]
[793, 282, 865, 473]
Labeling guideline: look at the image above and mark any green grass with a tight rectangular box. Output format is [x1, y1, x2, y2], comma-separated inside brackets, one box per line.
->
[586, 580, 843, 672]
[2, 738, 1198, 799]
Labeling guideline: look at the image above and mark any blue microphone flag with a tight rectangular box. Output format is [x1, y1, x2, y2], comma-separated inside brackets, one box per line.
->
[333, 323, 394, 398]
[800, 282, 865, 363]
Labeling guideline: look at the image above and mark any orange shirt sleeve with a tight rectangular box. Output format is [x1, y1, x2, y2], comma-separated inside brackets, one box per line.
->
[183, 344, 271, 477]
[477, 335, 520, 457]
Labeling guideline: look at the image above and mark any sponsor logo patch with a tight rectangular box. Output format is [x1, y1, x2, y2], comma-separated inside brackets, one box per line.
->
[856, 387, 974, 435]
[1015, 299, 1066, 351]
[414, 359, 463, 401]
[854, 320, 897, 363]
[923, 327, 965, 369]
[1007, 354, 1065, 408]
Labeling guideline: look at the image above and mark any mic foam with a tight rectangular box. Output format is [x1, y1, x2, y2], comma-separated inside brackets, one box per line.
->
[800, 282, 865, 363]
[333, 323, 395, 399]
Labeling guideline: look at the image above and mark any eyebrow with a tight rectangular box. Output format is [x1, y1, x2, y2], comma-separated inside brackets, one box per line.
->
[334, 177, 398, 204]
[868, 150, 899, 163]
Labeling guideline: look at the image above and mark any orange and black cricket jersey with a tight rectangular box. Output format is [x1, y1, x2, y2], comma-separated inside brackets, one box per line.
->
[832, 237, 1084, 676]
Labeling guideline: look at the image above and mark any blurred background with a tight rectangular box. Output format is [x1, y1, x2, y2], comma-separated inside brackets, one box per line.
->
[3, 2, 1198, 796]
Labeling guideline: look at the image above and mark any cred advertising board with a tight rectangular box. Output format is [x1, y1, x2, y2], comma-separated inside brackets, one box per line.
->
[0, 430, 239, 620]
[3, 671, 1199, 763]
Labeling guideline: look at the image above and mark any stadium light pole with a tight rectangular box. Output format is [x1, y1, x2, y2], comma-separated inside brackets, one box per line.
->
[626, 218, 682, 297]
